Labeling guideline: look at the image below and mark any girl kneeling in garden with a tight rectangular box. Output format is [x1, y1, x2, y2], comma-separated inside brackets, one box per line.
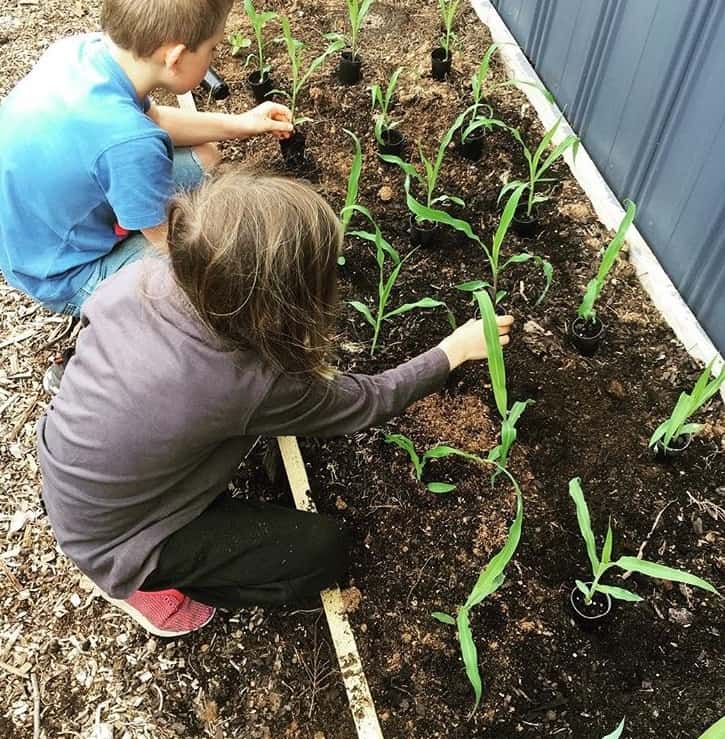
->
[37, 172, 513, 637]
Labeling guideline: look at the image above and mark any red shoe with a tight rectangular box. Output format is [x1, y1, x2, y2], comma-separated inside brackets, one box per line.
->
[98, 587, 215, 637]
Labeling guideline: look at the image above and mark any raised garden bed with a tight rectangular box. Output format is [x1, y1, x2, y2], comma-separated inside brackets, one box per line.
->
[0, 1, 723, 738]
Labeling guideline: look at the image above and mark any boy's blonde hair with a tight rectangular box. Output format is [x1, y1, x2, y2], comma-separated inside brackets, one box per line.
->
[167, 171, 343, 383]
[101, 0, 234, 58]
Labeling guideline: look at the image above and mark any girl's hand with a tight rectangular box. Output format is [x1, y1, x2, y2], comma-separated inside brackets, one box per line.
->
[438, 316, 513, 370]
[235, 102, 294, 140]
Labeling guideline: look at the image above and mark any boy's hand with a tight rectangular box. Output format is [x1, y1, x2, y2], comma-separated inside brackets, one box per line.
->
[235, 102, 294, 140]
[438, 316, 513, 370]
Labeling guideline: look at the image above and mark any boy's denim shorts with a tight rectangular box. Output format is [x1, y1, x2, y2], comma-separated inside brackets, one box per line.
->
[43, 147, 205, 317]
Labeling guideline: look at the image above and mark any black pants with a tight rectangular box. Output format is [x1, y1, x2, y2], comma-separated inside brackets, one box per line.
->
[141, 493, 348, 610]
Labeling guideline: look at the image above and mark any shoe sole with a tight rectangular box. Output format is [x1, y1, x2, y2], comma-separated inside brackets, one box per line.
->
[96, 588, 216, 638]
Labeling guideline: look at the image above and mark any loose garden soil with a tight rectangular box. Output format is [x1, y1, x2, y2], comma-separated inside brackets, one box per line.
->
[0, 1, 723, 738]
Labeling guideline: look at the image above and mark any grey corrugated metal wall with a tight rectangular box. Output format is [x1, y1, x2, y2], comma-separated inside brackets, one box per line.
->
[491, 0, 725, 354]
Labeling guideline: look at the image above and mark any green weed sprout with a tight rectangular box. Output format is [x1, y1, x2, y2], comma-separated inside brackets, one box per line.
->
[274, 17, 344, 125]
[602, 718, 625, 739]
[438, 0, 462, 60]
[345, 208, 454, 355]
[324, 0, 374, 60]
[500, 117, 579, 218]
[577, 200, 636, 323]
[699, 715, 725, 738]
[228, 32, 252, 58]
[649, 360, 725, 451]
[432, 468, 523, 715]
[239, 0, 277, 75]
[385, 433, 484, 493]
[457, 184, 553, 305]
[370, 67, 403, 146]
[475, 289, 533, 477]
[569, 478, 718, 606]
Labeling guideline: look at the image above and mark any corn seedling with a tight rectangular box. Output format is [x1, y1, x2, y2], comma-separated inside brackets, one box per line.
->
[370, 67, 403, 146]
[500, 117, 579, 218]
[475, 290, 533, 478]
[699, 715, 725, 739]
[324, 0, 374, 59]
[602, 718, 626, 739]
[239, 0, 277, 75]
[346, 208, 454, 355]
[274, 17, 344, 125]
[649, 360, 725, 451]
[438, 0, 462, 60]
[228, 32, 252, 58]
[569, 477, 718, 606]
[577, 200, 636, 323]
[458, 45, 509, 143]
[337, 129, 363, 266]
[385, 433, 485, 493]
[457, 184, 553, 305]
[432, 467, 523, 715]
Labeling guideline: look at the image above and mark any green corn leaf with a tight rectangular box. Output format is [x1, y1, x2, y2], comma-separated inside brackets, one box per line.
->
[384, 297, 448, 320]
[662, 392, 694, 448]
[575, 579, 591, 598]
[678, 422, 704, 437]
[501, 253, 533, 268]
[379, 154, 420, 180]
[699, 715, 725, 739]
[648, 419, 669, 448]
[456, 280, 490, 292]
[474, 290, 507, 419]
[596, 584, 643, 602]
[500, 78, 556, 103]
[456, 608, 483, 714]
[508, 399, 534, 427]
[601, 518, 613, 564]
[340, 129, 363, 234]
[431, 611, 455, 625]
[422, 445, 484, 464]
[427, 482, 457, 493]
[531, 118, 562, 178]
[495, 290, 507, 305]
[384, 433, 423, 479]
[568, 478, 600, 574]
[385, 67, 403, 109]
[537, 133, 579, 179]
[497, 178, 527, 205]
[615, 557, 718, 595]
[348, 300, 376, 329]
[602, 717, 626, 739]
[535, 257, 554, 305]
[491, 184, 526, 266]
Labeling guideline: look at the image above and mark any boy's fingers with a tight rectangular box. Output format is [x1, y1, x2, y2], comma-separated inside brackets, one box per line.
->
[499, 334, 510, 346]
[496, 314, 514, 326]
[267, 119, 295, 133]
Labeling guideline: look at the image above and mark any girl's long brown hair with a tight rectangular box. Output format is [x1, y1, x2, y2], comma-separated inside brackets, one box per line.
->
[167, 171, 342, 382]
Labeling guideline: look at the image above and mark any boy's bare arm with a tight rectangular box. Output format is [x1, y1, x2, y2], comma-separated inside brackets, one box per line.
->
[147, 101, 293, 147]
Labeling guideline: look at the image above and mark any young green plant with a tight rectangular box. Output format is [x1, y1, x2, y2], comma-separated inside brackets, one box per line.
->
[438, 0, 462, 60]
[346, 209, 454, 355]
[385, 433, 485, 493]
[228, 32, 251, 58]
[577, 199, 636, 324]
[602, 718, 626, 739]
[337, 129, 363, 265]
[457, 184, 553, 305]
[474, 289, 533, 478]
[275, 16, 344, 124]
[370, 67, 403, 146]
[432, 468, 523, 715]
[325, 0, 374, 60]
[569, 478, 718, 606]
[240, 0, 277, 76]
[649, 360, 725, 451]
[459, 45, 509, 144]
[500, 117, 579, 218]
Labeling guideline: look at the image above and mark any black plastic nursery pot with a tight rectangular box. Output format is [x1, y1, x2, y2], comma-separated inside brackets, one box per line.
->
[200, 67, 230, 101]
[458, 128, 486, 161]
[512, 205, 540, 238]
[569, 584, 613, 630]
[338, 50, 362, 85]
[653, 433, 692, 462]
[431, 47, 452, 80]
[247, 70, 274, 104]
[409, 215, 439, 247]
[279, 130, 307, 167]
[378, 127, 405, 158]
[570, 316, 605, 356]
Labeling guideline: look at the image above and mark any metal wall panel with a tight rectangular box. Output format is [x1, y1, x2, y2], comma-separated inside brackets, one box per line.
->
[491, 0, 725, 353]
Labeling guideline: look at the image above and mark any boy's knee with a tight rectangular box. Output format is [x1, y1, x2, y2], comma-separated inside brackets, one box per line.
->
[192, 142, 221, 172]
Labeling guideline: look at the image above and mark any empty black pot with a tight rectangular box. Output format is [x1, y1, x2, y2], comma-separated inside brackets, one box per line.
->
[512, 205, 540, 237]
[569, 584, 612, 631]
[570, 316, 605, 356]
[458, 128, 485, 161]
[410, 215, 438, 247]
[338, 50, 362, 84]
[247, 70, 274, 104]
[378, 128, 405, 158]
[201, 67, 230, 101]
[653, 433, 692, 462]
[431, 47, 452, 80]
[280, 130, 306, 167]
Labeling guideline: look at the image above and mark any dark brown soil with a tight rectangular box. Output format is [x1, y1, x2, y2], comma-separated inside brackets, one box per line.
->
[1, 1, 723, 738]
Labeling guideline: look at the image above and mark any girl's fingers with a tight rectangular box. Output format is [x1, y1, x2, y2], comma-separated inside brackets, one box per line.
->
[499, 334, 510, 346]
[497, 314, 514, 326]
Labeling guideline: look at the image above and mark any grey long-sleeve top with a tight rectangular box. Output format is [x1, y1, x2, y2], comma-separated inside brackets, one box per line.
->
[37, 260, 450, 597]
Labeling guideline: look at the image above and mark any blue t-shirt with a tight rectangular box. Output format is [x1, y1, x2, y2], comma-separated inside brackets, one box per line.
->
[0, 33, 174, 303]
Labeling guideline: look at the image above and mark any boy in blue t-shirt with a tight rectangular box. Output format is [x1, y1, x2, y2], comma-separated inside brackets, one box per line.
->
[0, 0, 292, 318]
